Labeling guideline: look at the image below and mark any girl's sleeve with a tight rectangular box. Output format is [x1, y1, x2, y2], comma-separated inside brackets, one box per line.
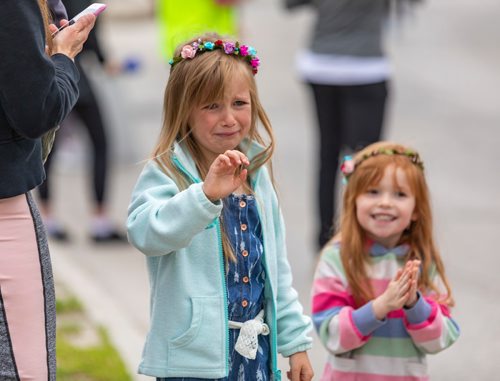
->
[403, 270, 460, 354]
[273, 210, 313, 357]
[312, 245, 387, 355]
[126, 161, 223, 256]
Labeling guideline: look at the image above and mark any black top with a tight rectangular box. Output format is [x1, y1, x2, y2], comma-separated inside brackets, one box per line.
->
[0, 1, 79, 199]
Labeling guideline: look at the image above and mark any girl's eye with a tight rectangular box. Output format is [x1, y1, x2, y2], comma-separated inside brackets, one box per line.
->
[367, 189, 379, 195]
[204, 103, 219, 110]
[234, 100, 248, 107]
[396, 191, 407, 197]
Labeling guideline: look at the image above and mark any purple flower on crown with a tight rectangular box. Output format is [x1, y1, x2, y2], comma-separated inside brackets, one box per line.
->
[239, 45, 249, 57]
[223, 42, 236, 54]
[181, 45, 197, 59]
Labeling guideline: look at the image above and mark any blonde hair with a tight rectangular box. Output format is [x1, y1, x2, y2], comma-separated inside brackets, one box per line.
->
[336, 141, 454, 307]
[38, 0, 53, 54]
[152, 33, 276, 262]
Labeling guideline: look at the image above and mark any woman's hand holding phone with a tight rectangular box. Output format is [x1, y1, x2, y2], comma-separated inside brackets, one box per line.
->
[51, 3, 106, 36]
[49, 3, 107, 60]
[49, 14, 96, 60]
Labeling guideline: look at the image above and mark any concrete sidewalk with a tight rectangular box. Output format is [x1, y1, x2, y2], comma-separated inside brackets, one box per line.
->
[47, 0, 500, 379]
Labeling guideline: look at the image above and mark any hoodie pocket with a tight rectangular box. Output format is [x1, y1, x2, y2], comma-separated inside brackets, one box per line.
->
[168, 296, 225, 371]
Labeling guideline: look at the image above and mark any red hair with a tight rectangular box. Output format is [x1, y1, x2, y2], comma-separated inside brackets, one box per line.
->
[335, 142, 454, 307]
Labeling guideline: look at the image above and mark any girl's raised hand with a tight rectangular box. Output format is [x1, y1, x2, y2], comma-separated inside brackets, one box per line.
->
[203, 150, 250, 202]
[372, 265, 412, 320]
[404, 260, 421, 308]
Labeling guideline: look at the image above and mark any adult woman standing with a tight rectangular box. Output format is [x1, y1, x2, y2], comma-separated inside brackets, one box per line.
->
[0, 1, 94, 379]
[284, 0, 421, 248]
[39, 0, 128, 243]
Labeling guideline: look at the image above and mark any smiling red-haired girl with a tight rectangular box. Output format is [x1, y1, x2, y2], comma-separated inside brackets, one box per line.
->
[312, 141, 460, 381]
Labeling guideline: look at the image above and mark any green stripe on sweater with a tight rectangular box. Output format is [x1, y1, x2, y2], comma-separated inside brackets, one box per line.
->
[356, 337, 421, 358]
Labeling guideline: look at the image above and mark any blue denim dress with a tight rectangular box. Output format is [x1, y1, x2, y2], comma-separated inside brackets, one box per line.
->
[159, 193, 270, 381]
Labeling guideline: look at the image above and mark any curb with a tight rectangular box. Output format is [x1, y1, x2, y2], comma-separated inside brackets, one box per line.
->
[51, 248, 150, 381]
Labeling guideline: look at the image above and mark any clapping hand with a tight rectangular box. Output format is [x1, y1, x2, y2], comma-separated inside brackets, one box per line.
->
[202, 150, 250, 202]
[372, 259, 421, 319]
[404, 259, 421, 308]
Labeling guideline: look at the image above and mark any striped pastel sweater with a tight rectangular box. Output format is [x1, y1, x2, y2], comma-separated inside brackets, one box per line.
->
[312, 241, 460, 381]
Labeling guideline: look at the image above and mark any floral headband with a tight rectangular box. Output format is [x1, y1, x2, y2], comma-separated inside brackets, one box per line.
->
[340, 148, 424, 183]
[169, 39, 261, 75]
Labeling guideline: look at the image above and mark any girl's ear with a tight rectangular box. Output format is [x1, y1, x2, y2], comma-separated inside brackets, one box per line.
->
[411, 209, 418, 221]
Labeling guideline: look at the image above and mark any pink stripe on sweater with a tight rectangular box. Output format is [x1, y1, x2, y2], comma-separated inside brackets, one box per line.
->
[339, 307, 367, 348]
[405, 302, 442, 342]
[0, 195, 48, 380]
[370, 278, 391, 296]
[314, 276, 348, 295]
[321, 362, 429, 381]
[387, 310, 406, 319]
[313, 291, 355, 313]
[436, 300, 451, 318]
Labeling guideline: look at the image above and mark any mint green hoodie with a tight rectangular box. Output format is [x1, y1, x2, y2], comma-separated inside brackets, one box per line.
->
[127, 141, 312, 379]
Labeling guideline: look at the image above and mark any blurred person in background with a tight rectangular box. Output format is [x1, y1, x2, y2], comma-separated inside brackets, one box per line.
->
[284, 0, 422, 249]
[48, 0, 68, 23]
[155, 0, 241, 59]
[39, 0, 128, 243]
[0, 1, 94, 378]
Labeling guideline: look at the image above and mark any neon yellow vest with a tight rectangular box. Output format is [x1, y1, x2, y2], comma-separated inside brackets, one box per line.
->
[157, 0, 238, 59]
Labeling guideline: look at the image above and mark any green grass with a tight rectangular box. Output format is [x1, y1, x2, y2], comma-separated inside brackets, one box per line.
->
[56, 290, 133, 381]
[56, 297, 83, 314]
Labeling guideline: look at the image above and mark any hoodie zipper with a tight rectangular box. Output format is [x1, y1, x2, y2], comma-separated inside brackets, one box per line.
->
[252, 177, 280, 381]
[215, 219, 230, 375]
[172, 156, 230, 375]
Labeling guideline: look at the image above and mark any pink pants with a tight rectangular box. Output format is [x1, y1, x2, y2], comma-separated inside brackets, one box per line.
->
[0, 193, 56, 380]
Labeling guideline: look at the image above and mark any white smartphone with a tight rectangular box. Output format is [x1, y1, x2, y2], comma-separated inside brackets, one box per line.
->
[52, 3, 107, 36]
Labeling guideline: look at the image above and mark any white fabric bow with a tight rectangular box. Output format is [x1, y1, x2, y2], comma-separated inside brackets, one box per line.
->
[228, 310, 270, 360]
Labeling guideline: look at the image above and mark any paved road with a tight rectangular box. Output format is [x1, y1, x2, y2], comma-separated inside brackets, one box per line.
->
[48, 0, 500, 379]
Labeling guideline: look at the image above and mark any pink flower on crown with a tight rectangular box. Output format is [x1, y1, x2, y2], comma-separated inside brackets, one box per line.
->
[224, 42, 235, 54]
[250, 58, 260, 69]
[181, 45, 197, 59]
[340, 155, 355, 176]
[239, 45, 249, 57]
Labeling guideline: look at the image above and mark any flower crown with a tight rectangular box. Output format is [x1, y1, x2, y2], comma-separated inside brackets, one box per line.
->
[340, 148, 424, 183]
[169, 39, 261, 75]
